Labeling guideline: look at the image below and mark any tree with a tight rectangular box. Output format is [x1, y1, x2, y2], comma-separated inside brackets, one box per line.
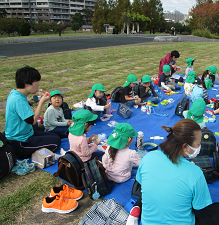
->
[132, 0, 143, 15]
[19, 21, 31, 36]
[71, 12, 83, 28]
[71, 22, 80, 33]
[81, 9, 93, 25]
[0, 8, 7, 18]
[34, 21, 49, 34]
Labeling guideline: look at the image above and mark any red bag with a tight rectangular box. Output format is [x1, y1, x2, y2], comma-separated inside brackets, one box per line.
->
[154, 79, 159, 85]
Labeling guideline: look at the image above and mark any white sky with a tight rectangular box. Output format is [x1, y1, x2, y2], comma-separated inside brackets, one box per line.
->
[162, 0, 197, 14]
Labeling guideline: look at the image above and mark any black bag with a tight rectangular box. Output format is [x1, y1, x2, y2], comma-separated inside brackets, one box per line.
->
[213, 151, 219, 173]
[82, 157, 115, 199]
[62, 102, 73, 119]
[0, 132, 16, 180]
[117, 103, 133, 119]
[131, 179, 141, 198]
[175, 97, 190, 117]
[200, 129, 217, 157]
[54, 151, 84, 189]
[111, 86, 123, 102]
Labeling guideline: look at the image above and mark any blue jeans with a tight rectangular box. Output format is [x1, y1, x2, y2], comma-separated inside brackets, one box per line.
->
[49, 126, 69, 138]
[124, 100, 136, 106]
[143, 96, 159, 104]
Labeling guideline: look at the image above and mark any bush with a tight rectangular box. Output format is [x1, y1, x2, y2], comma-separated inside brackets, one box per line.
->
[181, 31, 190, 35]
[20, 22, 31, 36]
[192, 29, 202, 37]
[202, 29, 211, 38]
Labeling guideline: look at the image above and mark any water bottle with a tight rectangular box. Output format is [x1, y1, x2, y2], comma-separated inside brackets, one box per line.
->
[137, 131, 144, 150]
[106, 100, 112, 114]
[146, 101, 152, 114]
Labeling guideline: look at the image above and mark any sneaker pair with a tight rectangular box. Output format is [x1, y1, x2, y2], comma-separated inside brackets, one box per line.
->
[42, 184, 83, 214]
[11, 159, 35, 176]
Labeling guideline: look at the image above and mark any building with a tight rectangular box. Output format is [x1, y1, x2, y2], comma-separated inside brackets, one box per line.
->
[163, 10, 185, 23]
[0, 0, 96, 23]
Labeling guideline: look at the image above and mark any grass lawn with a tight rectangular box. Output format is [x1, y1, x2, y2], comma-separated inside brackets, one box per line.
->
[0, 41, 218, 224]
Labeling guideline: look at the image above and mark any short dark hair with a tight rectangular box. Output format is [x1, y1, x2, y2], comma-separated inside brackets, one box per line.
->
[16, 66, 41, 88]
[159, 119, 201, 164]
[171, 50, 180, 58]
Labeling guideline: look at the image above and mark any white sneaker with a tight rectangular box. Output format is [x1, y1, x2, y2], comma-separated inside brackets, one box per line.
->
[73, 100, 85, 109]
[60, 148, 67, 156]
[133, 105, 139, 109]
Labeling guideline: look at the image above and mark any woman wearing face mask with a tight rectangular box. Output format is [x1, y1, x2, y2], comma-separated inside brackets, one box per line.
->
[126, 119, 212, 225]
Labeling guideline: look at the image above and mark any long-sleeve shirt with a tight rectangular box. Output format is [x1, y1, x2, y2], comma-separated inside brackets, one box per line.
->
[68, 133, 97, 162]
[44, 105, 67, 131]
[191, 85, 208, 104]
[102, 146, 141, 183]
[139, 85, 158, 102]
[86, 97, 104, 111]
[159, 53, 176, 78]
[185, 66, 194, 78]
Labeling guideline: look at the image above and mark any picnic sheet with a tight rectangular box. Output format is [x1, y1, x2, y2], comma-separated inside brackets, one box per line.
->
[41, 77, 219, 210]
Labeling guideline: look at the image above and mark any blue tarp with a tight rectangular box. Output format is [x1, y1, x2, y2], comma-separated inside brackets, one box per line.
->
[41, 78, 219, 211]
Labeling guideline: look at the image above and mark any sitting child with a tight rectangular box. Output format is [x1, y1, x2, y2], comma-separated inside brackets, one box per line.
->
[158, 65, 180, 92]
[44, 90, 73, 138]
[184, 71, 196, 97]
[68, 109, 102, 162]
[185, 58, 195, 79]
[85, 83, 111, 118]
[202, 65, 217, 84]
[139, 75, 158, 103]
[183, 99, 206, 129]
[122, 74, 142, 107]
[102, 123, 141, 183]
[191, 79, 212, 104]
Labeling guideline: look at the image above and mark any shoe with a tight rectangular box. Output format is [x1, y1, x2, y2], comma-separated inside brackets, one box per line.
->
[126, 206, 140, 225]
[50, 184, 83, 200]
[12, 159, 35, 175]
[133, 105, 139, 109]
[60, 148, 67, 156]
[73, 100, 85, 109]
[42, 195, 78, 214]
[175, 87, 181, 90]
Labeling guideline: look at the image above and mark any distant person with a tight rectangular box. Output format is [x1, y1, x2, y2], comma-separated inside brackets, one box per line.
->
[171, 26, 175, 36]
[5, 66, 61, 158]
[185, 58, 195, 79]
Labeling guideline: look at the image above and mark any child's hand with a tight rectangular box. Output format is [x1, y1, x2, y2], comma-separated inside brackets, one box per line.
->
[40, 92, 50, 104]
[104, 103, 111, 109]
[94, 138, 101, 146]
[168, 88, 172, 92]
[89, 134, 97, 143]
[146, 87, 150, 92]
[67, 120, 73, 126]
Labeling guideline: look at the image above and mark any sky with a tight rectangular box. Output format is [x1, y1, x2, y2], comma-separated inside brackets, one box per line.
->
[162, 0, 197, 14]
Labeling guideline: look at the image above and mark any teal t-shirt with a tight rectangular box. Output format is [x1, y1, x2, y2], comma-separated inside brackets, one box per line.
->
[136, 150, 212, 225]
[5, 89, 34, 142]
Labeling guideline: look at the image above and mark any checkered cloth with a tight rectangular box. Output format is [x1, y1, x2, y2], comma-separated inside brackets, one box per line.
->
[78, 198, 129, 225]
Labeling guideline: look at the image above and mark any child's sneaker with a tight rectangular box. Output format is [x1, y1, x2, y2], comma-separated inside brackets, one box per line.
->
[60, 148, 67, 156]
[133, 105, 139, 109]
[206, 109, 215, 115]
[126, 206, 141, 225]
[50, 184, 83, 200]
[42, 195, 78, 214]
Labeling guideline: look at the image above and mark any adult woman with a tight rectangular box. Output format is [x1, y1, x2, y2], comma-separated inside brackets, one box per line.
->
[128, 119, 212, 225]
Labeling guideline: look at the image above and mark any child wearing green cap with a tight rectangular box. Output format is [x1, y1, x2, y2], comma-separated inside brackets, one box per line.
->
[185, 58, 195, 79]
[191, 79, 212, 104]
[85, 83, 111, 119]
[139, 75, 159, 103]
[102, 123, 141, 183]
[68, 109, 102, 162]
[158, 65, 180, 92]
[121, 74, 142, 107]
[44, 90, 73, 138]
[202, 65, 218, 85]
[183, 99, 206, 129]
[184, 71, 196, 97]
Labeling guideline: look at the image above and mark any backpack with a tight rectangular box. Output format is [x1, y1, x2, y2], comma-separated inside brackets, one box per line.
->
[54, 151, 84, 189]
[199, 129, 218, 157]
[111, 86, 123, 102]
[82, 157, 115, 199]
[62, 102, 73, 119]
[175, 97, 190, 117]
[0, 132, 16, 180]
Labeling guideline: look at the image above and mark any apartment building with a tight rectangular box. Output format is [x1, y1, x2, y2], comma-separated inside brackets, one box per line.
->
[0, 0, 96, 23]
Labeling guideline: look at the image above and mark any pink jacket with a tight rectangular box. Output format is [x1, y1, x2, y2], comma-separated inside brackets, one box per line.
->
[68, 133, 97, 162]
[102, 146, 141, 183]
[159, 53, 175, 78]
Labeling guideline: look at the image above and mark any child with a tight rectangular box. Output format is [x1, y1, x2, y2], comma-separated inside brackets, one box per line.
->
[68, 109, 102, 162]
[158, 65, 180, 92]
[191, 79, 212, 104]
[44, 90, 73, 138]
[139, 75, 158, 103]
[85, 83, 111, 118]
[185, 58, 195, 78]
[183, 99, 206, 129]
[184, 71, 196, 97]
[202, 65, 217, 84]
[121, 74, 142, 107]
[102, 123, 141, 183]
[158, 50, 180, 79]
[5, 66, 61, 158]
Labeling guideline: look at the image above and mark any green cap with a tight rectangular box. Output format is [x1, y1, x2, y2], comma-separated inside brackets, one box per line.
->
[185, 76, 195, 83]
[163, 65, 171, 73]
[107, 123, 138, 149]
[186, 58, 195, 67]
[204, 78, 212, 90]
[69, 109, 98, 136]
[187, 99, 206, 123]
[123, 74, 138, 87]
[50, 90, 63, 98]
[142, 75, 152, 83]
[187, 71, 197, 78]
[205, 65, 217, 75]
[88, 83, 106, 98]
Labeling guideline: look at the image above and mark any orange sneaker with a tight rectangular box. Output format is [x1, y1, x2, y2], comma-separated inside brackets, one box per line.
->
[42, 195, 78, 214]
[50, 184, 83, 200]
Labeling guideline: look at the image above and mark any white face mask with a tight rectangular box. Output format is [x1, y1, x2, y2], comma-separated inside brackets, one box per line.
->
[185, 144, 201, 159]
